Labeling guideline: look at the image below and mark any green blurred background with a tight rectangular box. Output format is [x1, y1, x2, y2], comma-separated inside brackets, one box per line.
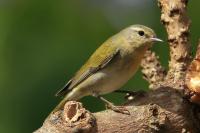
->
[0, 0, 199, 132]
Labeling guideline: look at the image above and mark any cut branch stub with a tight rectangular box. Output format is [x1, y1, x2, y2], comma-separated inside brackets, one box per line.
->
[34, 101, 96, 133]
[158, 0, 191, 89]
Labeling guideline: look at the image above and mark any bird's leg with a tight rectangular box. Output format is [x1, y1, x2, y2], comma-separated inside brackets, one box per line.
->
[92, 93, 130, 115]
[114, 90, 145, 100]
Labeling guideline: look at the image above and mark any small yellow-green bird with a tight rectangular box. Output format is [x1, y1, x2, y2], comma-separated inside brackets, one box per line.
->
[54, 25, 162, 114]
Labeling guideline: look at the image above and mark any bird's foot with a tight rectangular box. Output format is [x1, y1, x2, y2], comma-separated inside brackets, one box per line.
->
[106, 103, 130, 115]
[93, 93, 130, 115]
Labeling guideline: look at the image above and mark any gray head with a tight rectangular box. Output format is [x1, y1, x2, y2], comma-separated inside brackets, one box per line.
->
[121, 24, 162, 48]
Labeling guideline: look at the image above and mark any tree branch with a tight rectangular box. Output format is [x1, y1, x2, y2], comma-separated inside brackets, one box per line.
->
[158, 0, 191, 89]
[186, 40, 200, 104]
[35, 88, 200, 133]
[141, 50, 166, 89]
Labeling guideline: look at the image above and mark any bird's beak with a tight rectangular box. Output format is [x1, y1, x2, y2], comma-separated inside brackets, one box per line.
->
[150, 37, 163, 42]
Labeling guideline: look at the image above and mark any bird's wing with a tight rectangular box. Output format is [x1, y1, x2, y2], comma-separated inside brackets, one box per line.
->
[55, 40, 120, 97]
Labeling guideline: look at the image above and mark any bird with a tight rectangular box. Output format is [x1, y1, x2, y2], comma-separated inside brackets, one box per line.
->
[54, 24, 163, 114]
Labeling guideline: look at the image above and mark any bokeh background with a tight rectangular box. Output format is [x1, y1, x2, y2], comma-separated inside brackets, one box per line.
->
[0, 0, 199, 132]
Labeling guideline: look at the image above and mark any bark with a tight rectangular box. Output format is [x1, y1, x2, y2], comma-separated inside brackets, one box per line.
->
[141, 50, 166, 89]
[158, 0, 191, 89]
[35, 89, 200, 133]
[186, 40, 200, 104]
[35, 0, 200, 132]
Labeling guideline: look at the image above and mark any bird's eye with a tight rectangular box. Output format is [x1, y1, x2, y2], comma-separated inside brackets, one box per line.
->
[138, 30, 144, 36]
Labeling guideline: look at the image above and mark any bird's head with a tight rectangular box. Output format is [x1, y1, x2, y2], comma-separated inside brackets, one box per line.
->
[122, 24, 163, 49]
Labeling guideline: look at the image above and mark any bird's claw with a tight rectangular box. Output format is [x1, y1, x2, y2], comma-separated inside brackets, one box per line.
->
[106, 104, 130, 115]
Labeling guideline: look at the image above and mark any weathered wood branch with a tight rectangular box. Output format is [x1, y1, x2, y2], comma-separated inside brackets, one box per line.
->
[186, 40, 200, 104]
[141, 50, 166, 89]
[35, 88, 200, 133]
[158, 0, 191, 89]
